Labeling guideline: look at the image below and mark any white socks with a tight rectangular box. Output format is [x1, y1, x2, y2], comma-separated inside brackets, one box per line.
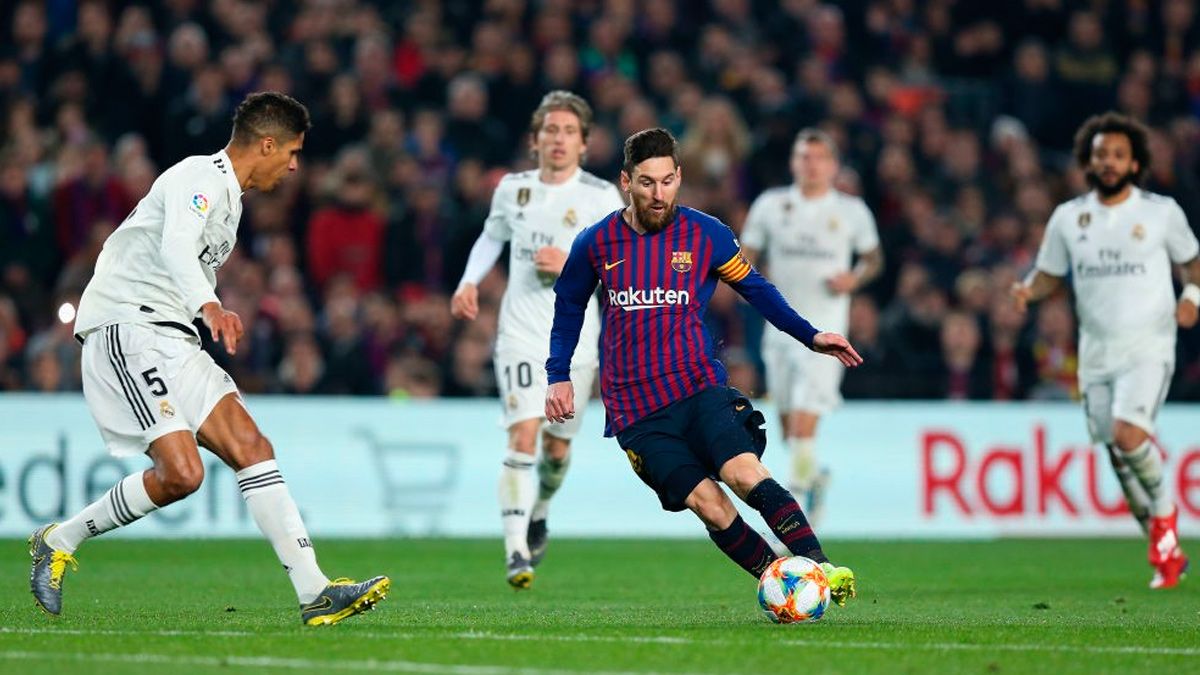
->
[531, 453, 570, 522]
[499, 451, 537, 559]
[1123, 440, 1173, 518]
[236, 460, 328, 604]
[788, 437, 817, 492]
[1106, 444, 1151, 528]
[46, 472, 159, 553]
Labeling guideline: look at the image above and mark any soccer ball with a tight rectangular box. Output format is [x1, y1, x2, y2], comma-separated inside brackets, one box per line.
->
[757, 556, 831, 623]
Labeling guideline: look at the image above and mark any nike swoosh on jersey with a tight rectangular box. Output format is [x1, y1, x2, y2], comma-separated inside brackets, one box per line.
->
[604, 259, 626, 271]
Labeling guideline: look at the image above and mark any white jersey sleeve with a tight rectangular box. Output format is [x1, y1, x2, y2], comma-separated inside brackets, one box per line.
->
[483, 178, 514, 242]
[74, 151, 243, 338]
[740, 191, 774, 251]
[850, 198, 880, 253]
[1035, 205, 1071, 276]
[160, 170, 225, 314]
[1164, 199, 1200, 263]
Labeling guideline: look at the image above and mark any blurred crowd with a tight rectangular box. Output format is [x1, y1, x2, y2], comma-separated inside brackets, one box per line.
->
[3, 0, 1200, 401]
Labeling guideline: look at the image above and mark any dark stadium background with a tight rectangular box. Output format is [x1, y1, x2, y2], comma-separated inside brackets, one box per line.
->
[3, 0, 1200, 403]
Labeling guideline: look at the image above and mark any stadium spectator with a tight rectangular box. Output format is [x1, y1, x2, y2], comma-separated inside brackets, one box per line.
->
[0, 0, 1198, 404]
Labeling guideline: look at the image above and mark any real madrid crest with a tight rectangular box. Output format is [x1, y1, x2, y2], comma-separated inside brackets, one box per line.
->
[160, 400, 176, 418]
[671, 250, 693, 272]
[517, 187, 530, 206]
[1132, 223, 1145, 240]
[829, 217, 840, 232]
[1078, 212, 1091, 228]
[563, 208, 578, 227]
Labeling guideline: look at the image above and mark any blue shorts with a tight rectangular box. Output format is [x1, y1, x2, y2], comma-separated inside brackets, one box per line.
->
[614, 386, 767, 512]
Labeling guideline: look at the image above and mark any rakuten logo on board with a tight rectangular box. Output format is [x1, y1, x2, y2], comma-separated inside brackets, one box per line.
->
[922, 425, 1200, 518]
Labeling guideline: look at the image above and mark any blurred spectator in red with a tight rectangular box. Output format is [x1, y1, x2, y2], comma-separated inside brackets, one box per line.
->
[306, 151, 385, 294]
[52, 139, 132, 262]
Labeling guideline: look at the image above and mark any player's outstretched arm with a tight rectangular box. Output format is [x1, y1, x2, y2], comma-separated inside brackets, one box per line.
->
[451, 232, 505, 320]
[1011, 270, 1064, 314]
[811, 332, 863, 367]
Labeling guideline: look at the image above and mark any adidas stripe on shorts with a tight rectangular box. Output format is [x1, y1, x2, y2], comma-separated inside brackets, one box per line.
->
[80, 323, 239, 457]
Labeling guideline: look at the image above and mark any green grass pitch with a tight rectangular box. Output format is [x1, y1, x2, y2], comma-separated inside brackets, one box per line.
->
[1, 537, 1197, 674]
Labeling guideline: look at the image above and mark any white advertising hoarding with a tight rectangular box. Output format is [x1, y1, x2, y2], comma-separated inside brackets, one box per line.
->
[0, 395, 1197, 538]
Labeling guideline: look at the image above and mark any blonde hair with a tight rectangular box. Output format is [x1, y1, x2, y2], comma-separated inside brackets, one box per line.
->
[528, 90, 593, 140]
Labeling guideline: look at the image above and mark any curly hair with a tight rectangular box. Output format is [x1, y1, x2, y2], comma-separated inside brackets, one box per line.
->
[1072, 111, 1151, 183]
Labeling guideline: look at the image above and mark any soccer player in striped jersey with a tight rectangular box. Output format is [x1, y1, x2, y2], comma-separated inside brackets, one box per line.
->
[27, 93, 389, 625]
[545, 128, 860, 604]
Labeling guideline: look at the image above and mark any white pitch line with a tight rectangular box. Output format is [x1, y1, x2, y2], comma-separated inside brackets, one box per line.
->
[0, 650, 685, 675]
[3, 625, 1199, 658]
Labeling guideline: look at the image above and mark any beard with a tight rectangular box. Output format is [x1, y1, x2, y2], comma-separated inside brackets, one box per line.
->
[632, 198, 677, 233]
[1086, 168, 1137, 197]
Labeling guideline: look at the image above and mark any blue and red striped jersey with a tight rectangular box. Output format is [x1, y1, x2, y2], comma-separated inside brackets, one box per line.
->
[548, 205, 820, 436]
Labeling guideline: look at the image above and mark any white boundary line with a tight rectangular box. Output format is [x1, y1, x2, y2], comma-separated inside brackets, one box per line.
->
[2, 626, 1199, 657]
[0, 650, 677, 675]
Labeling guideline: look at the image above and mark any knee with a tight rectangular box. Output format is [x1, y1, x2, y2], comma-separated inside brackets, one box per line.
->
[685, 483, 738, 530]
[719, 456, 771, 499]
[508, 425, 538, 455]
[157, 458, 204, 500]
[1113, 421, 1147, 453]
[542, 434, 570, 461]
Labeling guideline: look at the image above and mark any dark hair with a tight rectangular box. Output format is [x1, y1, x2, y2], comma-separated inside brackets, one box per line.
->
[1072, 111, 1151, 183]
[231, 91, 311, 146]
[622, 128, 679, 175]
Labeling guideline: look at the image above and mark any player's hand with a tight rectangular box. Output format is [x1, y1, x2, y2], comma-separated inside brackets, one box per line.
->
[825, 272, 857, 295]
[201, 301, 243, 355]
[533, 247, 567, 276]
[451, 283, 479, 320]
[1178, 298, 1199, 328]
[1010, 282, 1032, 315]
[811, 332, 863, 367]
[545, 381, 576, 423]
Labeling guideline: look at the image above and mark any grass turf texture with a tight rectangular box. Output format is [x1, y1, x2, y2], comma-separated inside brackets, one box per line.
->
[1, 538, 1197, 674]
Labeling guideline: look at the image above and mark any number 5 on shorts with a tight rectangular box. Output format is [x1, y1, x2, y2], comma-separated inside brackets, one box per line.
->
[141, 367, 168, 396]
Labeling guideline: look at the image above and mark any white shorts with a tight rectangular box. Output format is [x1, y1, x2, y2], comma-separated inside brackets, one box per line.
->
[1080, 360, 1174, 443]
[81, 323, 239, 457]
[764, 341, 844, 416]
[493, 345, 596, 439]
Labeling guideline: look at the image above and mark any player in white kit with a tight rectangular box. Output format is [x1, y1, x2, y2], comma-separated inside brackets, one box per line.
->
[28, 93, 389, 624]
[1014, 112, 1199, 589]
[741, 129, 882, 524]
[450, 91, 623, 588]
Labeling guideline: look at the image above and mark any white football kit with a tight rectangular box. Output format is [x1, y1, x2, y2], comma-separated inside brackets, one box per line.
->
[742, 186, 879, 414]
[1035, 188, 1200, 438]
[481, 168, 623, 435]
[75, 150, 243, 456]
